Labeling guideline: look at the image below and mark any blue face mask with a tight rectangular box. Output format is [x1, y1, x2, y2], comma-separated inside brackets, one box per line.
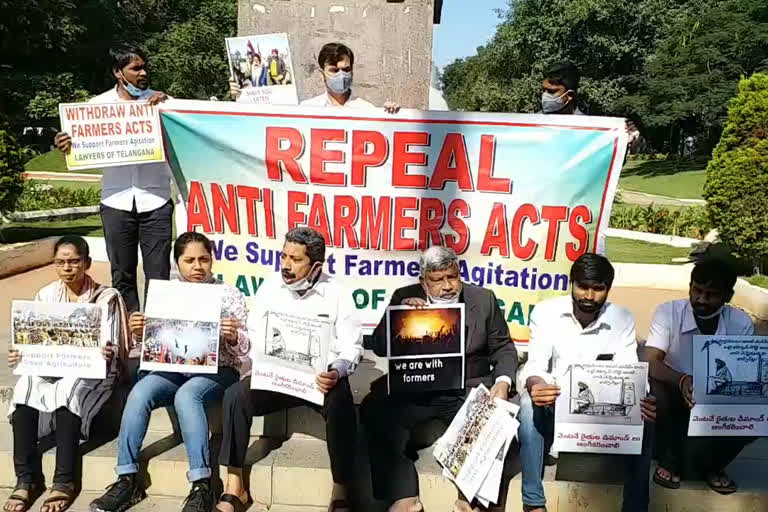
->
[119, 73, 148, 98]
[324, 70, 352, 95]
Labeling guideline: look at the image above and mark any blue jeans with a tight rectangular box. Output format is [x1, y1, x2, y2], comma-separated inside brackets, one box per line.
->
[518, 392, 653, 512]
[115, 368, 239, 482]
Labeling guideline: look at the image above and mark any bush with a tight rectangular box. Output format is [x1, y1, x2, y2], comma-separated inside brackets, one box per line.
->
[15, 182, 101, 212]
[610, 204, 712, 239]
[704, 73, 768, 273]
[0, 128, 27, 216]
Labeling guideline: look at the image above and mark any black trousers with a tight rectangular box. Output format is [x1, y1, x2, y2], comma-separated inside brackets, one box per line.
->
[361, 383, 516, 511]
[100, 199, 173, 314]
[652, 378, 755, 478]
[219, 376, 357, 485]
[12, 405, 82, 486]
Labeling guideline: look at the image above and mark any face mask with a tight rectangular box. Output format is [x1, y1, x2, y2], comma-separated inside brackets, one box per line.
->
[284, 262, 322, 292]
[423, 283, 460, 305]
[119, 73, 148, 98]
[541, 90, 572, 114]
[694, 305, 724, 320]
[325, 70, 352, 95]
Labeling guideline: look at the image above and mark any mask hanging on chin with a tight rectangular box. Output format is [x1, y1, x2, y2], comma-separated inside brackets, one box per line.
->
[422, 284, 460, 305]
[694, 305, 724, 320]
[119, 73, 149, 98]
[285, 262, 322, 292]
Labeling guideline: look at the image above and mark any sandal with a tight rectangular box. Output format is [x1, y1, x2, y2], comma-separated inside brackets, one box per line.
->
[39, 484, 75, 512]
[653, 466, 681, 489]
[216, 493, 252, 512]
[3, 483, 44, 512]
[707, 471, 738, 495]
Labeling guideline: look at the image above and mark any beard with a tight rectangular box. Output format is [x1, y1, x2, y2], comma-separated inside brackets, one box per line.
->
[572, 294, 604, 315]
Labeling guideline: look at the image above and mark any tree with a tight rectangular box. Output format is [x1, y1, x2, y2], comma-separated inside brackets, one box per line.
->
[704, 73, 768, 273]
[0, 127, 27, 219]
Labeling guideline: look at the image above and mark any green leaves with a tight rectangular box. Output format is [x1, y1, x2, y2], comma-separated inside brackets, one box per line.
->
[0, 128, 27, 216]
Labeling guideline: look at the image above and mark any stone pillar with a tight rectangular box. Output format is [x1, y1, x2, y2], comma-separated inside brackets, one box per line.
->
[238, 0, 435, 108]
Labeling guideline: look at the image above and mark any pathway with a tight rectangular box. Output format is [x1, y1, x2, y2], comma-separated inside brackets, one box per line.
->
[619, 189, 706, 207]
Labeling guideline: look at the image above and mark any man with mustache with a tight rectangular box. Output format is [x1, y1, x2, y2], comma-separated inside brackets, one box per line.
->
[518, 253, 656, 512]
[361, 246, 518, 512]
[215, 227, 362, 512]
[644, 259, 755, 494]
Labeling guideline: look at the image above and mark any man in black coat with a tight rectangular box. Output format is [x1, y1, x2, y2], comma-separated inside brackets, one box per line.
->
[361, 246, 519, 512]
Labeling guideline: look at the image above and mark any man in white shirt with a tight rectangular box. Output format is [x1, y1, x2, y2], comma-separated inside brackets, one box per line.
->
[300, 42, 399, 112]
[361, 246, 518, 512]
[643, 259, 755, 494]
[55, 44, 171, 314]
[519, 253, 656, 512]
[216, 227, 362, 512]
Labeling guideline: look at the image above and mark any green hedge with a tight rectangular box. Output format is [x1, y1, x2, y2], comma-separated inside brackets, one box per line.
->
[15, 182, 101, 212]
[610, 204, 712, 239]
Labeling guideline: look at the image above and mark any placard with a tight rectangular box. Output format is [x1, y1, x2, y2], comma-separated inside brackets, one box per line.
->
[689, 335, 768, 436]
[226, 33, 299, 106]
[140, 280, 224, 374]
[250, 311, 331, 405]
[59, 101, 165, 170]
[11, 300, 108, 378]
[553, 362, 648, 455]
[386, 304, 465, 393]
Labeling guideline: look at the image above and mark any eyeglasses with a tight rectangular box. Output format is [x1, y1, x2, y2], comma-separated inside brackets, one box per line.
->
[53, 259, 83, 268]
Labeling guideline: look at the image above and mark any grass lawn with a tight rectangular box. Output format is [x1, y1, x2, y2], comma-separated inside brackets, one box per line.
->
[745, 275, 768, 290]
[0, 215, 103, 243]
[25, 150, 103, 175]
[30, 179, 101, 191]
[620, 159, 707, 200]
[605, 236, 691, 264]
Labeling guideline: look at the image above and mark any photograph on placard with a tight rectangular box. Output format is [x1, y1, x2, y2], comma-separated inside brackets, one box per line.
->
[388, 306, 463, 357]
[12, 301, 102, 348]
[225, 33, 299, 105]
[141, 318, 219, 368]
[557, 362, 647, 426]
[693, 336, 768, 405]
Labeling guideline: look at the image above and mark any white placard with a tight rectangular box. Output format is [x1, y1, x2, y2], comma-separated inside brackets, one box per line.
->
[226, 33, 299, 106]
[689, 335, 768, 436]
[553, 362, 648, 455]
[140, 280, 224, 374]
[11, 300, 108, 379]
[250, 310, 331, 405]
[58, 101, 165, 170]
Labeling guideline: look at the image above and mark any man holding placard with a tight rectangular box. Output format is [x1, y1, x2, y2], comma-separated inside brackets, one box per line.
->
[361, 246, 518, 512]
[216, 227, 362, 512]
[55, 44, 172, 315]
[644, 259, 756, 494]
[518, 254, 656, 512]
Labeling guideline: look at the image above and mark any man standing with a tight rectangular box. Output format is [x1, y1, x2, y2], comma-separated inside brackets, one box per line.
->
[361, 246, 518, 512]
[519, 253, 656, 512]
[300, 42, 399, 112]
[215, 227, 362, 512]
[266, 48, 286, 85]
[644, 259, 755, 494]
[55, 44, 171, 316]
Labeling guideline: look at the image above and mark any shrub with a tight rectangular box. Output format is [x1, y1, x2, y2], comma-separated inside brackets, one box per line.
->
[0, 129, 26, 216]
[610, 204, 712, 239]
[704, 73, 768, 273]
[15, 182, 101, 212]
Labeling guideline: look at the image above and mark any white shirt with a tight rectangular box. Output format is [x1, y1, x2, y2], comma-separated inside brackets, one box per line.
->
[645, 299, 754, 374]
[522, 295, 639, 385]
[249, 273, 363, 376]
[300, 91, 376, 109]
[88, 86, 172, 213]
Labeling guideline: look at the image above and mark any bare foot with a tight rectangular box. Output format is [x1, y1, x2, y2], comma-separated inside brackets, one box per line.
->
[388, 497, 423, 512]
[4, 489, 29, 512]
[39, 489, 72, 512]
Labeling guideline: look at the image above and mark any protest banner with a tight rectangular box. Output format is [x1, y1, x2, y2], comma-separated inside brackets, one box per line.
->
[553, 362, 648, 455]
[689, 335, 768, 436]
[59, 101, 165, 171]
[11, 300, 107, 379]
[140, 280, 224, 374]
[250, 311, 332, 406]
[159, 101, 628, 348]
[226, 33, 299, 106]
[386, 304, 465, 393]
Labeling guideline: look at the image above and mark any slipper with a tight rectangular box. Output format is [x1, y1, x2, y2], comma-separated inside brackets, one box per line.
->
[707, 472, 738, 495]
[216, 493, 251, 512]
[4, 483, 44, 512]
[40, 484, 75, 512]
[653, 466, 681, 489]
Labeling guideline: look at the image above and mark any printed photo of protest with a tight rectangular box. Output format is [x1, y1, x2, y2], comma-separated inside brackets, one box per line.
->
[141, 318, 219, 368]
[12, 301, 102, 348]
[226, 34, 294, 89]
[388, 306, 463, 357]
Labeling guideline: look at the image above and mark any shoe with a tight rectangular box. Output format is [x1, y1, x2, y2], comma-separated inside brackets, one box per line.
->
[90, 475, 146, 512]
[181, 479, 213, 512]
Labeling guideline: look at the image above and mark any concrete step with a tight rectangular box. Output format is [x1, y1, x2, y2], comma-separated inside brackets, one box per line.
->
[0, 489, 192, 512]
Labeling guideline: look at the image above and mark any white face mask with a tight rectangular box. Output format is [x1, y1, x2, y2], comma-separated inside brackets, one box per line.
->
[284, 262, 322, 292]
[422, 282, 461, 304]
[541, 90, 572, 114]
[694, 305, 724, 320]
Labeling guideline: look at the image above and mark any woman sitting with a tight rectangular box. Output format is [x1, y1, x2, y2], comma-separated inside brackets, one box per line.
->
[90, 232, 250, 512]
[5, 236, 130, 512]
